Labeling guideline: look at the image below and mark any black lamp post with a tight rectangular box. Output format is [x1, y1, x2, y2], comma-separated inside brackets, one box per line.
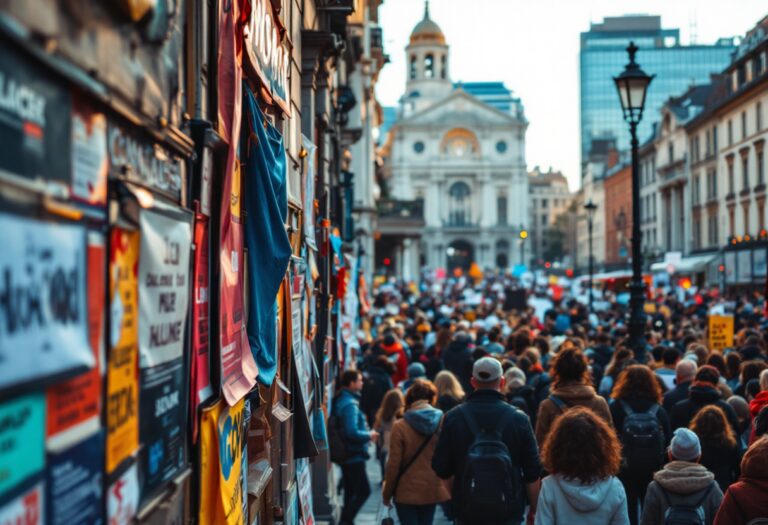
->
[584, 200, 597, 313]
[614, 42, 654, 361]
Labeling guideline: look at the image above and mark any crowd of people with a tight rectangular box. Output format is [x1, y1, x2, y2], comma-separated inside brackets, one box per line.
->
[329, 277, 768, 525]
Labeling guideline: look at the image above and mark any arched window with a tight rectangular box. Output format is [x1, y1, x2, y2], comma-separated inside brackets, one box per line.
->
[495, 240, 510, 268]
[410, 55, 417, 79]
[441, 55, 447, 79]
[449, 182, 471, 226]
[425, 54, 434, 79]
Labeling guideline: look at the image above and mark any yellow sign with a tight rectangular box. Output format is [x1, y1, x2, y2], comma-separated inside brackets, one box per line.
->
[708, 315, 734, 352]
[106, 229, 140, 473]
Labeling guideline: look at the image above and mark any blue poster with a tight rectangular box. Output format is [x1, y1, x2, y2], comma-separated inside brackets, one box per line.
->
[0, 393, 45, 497]
[46, 431, 104, 525]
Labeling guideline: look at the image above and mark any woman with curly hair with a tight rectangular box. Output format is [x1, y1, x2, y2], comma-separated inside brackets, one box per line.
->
[690, 404, 742, 491]
[535, 347, 612, 445]
[535, 406, 629, 524]
[610, 365, 672, 525]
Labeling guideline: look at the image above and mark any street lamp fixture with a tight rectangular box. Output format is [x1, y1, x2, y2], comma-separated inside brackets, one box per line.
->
[584, 200, 597, 314]
[614, 41, 653, 362]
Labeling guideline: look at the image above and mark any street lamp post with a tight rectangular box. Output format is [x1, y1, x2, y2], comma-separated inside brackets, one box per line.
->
[614, 42, 654, 362]
[519, 229, 528, 266]
[584, 200, 597, 314]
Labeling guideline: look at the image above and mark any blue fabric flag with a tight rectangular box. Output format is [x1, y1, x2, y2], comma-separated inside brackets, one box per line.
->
[243, 86, 292, 386]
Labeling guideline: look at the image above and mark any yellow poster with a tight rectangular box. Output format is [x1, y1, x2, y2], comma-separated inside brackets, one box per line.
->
[708, 315, 734, 352]
[200, 398, 246, 525]
[106, 228, 140, 473]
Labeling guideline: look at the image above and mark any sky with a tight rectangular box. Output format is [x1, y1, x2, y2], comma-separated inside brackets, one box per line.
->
[375, 0, 768, 191]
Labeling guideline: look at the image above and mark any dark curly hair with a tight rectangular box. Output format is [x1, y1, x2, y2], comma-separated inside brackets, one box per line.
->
[541, 406, 621, 484]
[612, 364, 663, 404]
[550, 347, 590, 388]
[690, 404, 736, 448]
[404, 379, 438, 409]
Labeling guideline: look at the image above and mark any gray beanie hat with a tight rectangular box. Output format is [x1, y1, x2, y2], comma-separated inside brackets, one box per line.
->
[669, 428, 701, 461]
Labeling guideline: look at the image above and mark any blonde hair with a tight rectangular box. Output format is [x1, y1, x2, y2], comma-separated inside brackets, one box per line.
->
[434, 370, 465, 401]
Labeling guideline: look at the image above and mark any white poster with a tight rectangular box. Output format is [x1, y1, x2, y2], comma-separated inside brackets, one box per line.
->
[0, 481, 44, 525]
[302, 135, 318, 250]
[107, 463, 139, 525]
[296, 458, 314, 525]
[139, 209, 192, 368]
[0, 214, 93, 390]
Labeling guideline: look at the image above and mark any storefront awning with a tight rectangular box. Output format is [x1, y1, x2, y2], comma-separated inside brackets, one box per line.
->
[650, 253, 717, 274]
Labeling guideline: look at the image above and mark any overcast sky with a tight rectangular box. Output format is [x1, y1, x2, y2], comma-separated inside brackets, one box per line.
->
[375, 0, 767, 190]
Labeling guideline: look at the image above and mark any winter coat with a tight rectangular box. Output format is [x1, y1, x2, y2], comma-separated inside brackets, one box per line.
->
[639, 461, 723, 525]
[382, 341, 409, 385]
[507, 384, 539, 426]
[535, 382, 613, 445]
[360, 364, 394, 425]
[535, 474, 630, 525]
[714, 437, 768, 525]
[698, 438, 741, 492]
[526, 369, 551, 405]
[669, 384, 741, 434]
[437, 393, 462, 414]
[382, 401, 449, 505]
[748, 390, 768, 443]
[610, 398, 672, 471]
[662, 381, 690, 413]
[333, 389, 371, 463]
[442, 337, 474, 393]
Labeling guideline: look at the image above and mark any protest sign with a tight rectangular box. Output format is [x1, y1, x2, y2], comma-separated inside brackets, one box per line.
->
[709, 315, 734, 352]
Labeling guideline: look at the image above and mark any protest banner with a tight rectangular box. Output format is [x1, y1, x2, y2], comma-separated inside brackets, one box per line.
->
[709, 314, 734, 352]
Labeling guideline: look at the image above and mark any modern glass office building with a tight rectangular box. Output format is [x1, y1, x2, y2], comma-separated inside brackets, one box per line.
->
[580, 15, 736, 166]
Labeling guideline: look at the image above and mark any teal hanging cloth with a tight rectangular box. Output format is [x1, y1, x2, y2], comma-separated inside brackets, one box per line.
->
[242, 86, 292, 386]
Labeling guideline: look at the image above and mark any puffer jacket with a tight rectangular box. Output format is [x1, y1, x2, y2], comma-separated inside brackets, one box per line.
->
[535, 382, 613, 445]
[714, 437, 768, 525]
[382, 401, 449, 505]
[639, 461, 723, 525]
[535, 474, 629, 525]
[333, 389, 371, 463]
[669, 384, 740, 434]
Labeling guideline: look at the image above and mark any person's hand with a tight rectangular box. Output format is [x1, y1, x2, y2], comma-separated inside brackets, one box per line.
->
[370, 430, 380, 442]
[526, 510, 536, 525]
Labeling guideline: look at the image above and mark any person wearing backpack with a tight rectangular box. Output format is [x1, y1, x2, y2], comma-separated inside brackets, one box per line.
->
[639, 428, 723, 525]
[610, 365, 672, 525]
[382, 379, 449, 525]
[331, 370, 380, 525]
[535, 406, 630, 525]
[432, 357, 542, 525]
[714, 436, 768, 525]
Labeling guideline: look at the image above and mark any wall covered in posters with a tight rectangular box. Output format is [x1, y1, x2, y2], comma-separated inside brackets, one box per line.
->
[0, 393, 45, 498]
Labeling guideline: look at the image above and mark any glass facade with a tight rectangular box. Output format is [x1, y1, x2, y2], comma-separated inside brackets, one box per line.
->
[580, 18, 736, 163]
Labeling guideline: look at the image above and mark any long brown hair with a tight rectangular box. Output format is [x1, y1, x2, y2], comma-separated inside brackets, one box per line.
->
[404, 379, 438, 410]
[612, 364, 663, 404]
[550, 347, 591, 388]
[690, 404, 737, 448]
[541, 407, 622, 484]
[374, 389, 404, 428]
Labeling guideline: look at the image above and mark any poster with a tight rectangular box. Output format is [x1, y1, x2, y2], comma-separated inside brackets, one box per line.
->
[709, 315, 734, 352]
[0, 214, 93, 391]
[138, 357, 186, 500]
[71, 96, 108, 205]
[292, 297, 313, 414]
[106, 229, 140, 474]
[0, 481, 44, 525]
[296, 458, 314, 525]
[138, 209, 192, 368]
[191, 214, 212, 443]
[47, 233, 105, 450]
[107, 463, 139, 525]
[301, 136, 318, 250]
[0, 393, 45, 497]
[199, 399, 246, 525]
[45, 431, 104, 525]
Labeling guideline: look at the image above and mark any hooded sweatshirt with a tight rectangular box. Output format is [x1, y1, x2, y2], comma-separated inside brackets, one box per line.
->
[639, 461, 723, 525]
[535, 382, 613, 445]
[535, 474, 629, 525]
[714, 437, 768, 525]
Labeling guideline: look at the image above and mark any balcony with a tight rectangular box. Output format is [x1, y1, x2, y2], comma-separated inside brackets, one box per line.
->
[377, 199, 425, 237]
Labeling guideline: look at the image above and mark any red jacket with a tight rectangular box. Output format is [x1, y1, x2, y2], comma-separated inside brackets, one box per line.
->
[714, 437, 768, 525]
[382, 341, 408, 385]
[748, 391, 768, 444]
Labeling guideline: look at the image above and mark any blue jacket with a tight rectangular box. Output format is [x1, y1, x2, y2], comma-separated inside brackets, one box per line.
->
[333, 389, 371, 463]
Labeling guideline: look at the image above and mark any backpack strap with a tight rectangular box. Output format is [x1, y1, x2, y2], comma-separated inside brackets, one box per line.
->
[646, 404, 660, 417]
[460, 404, 482, 437]
[620, 400, 635, 416]
[548, 394, 567, 412]
[390, 430, 436, 496]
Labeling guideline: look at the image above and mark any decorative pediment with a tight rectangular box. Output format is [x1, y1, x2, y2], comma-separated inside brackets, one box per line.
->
[399, 89, 522, 128]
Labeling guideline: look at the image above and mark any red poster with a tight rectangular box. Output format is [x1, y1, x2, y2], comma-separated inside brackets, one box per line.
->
[191, 214, 213, 442]
[46, 232, 105, 449]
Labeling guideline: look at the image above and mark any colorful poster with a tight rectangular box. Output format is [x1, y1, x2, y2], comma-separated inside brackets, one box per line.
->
[107, 463, 139, 525]
[138, 209, 192, 368]
[191, 214, 212, 443]
[106, 229, 140, 474]
[0, 393, 45, 497]
[296, 458, 314, 525]
[0, 481, 44, 525]
[709, 315, 735, 352]
[71, 96, 108, 205]
[199, 399, 246, 525]
[45, 431, 104, 525]
[0, 214, 93, 391]
[138, 357, 186, 501]
[46, 232, 105, 450]
[301, 136, 318, 250]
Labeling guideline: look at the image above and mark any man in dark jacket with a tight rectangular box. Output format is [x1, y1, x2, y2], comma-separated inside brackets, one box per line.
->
[432, 357, 541, 525]
[670, 365, 740, 434]
[442, 331, 474, 393]
[663, 359, 696, 412]
[333, 370, 379, 525]
[360, 356, 395, 425]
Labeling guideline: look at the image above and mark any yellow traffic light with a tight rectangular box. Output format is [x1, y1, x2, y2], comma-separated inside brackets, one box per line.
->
[519, 230, 528, 240]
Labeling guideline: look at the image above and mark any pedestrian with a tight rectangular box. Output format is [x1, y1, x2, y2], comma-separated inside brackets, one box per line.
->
[724, 351, 743, 391]
[432, 357, 542, 525]
[714, 436, 768, 525]
[662, 359, 696, 412]
[599, 347, 635, 397]
[443, 331, 474, 394]
[360, 356, 396, 426]
[399, 362, 427, 392]
[639, 428, 723, 525]
[689, 405, 741, 491]
[734, 360, 767, 398]
[522, 347, 551, 405]
[609, 365, 671, 525]
[333, 370, 380, 525]
[670, 365, 741, 434]
[434, 370, 465, 413]
[654, 347, 680, 391]
[505, 367, 537, 424]
[726, 395, 752, 446]
[381, 332, 409, 386]
[374, 389, 405, 481]
[382, 379, 449, 525]
[535, 347, 612, 445]
[535, 406, 629, 525]
[747, 368, 768, 444]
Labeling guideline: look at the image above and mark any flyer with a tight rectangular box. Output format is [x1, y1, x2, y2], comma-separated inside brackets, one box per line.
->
[0, 481, 44, 525]
[0, 393, 45, 497]
[71, 95, 108, 205]
[191, 214, 212, 443]
[107, 462, 139, 525]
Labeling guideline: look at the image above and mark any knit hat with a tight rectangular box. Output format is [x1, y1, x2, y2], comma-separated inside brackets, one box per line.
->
[407, 362, 426, 379]
[669, 428, 701, 461]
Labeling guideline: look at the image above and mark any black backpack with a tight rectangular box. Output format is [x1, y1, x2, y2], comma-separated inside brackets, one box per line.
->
[619, 401, 665, 471]
[327, 399, 351, 464]
[458, 405, 521, 521]
[662, 483, 714, 525]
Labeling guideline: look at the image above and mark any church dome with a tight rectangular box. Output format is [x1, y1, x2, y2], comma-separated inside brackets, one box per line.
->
[409, 2, 445, 45]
